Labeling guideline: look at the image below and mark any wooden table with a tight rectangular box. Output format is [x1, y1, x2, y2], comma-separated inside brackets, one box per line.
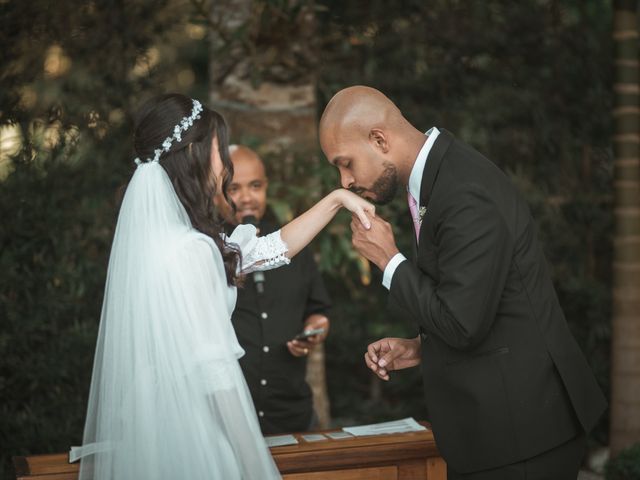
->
[272, 424, 446, 480]
[14, 424, 446, 480]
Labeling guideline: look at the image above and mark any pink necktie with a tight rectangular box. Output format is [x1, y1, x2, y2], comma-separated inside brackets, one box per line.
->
[408, 191, 421, 241]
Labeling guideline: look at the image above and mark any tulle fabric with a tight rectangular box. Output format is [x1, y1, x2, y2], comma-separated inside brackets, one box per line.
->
[72, 162, 281, 479]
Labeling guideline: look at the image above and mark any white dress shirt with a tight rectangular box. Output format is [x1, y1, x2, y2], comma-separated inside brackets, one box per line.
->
[382, 127, 440, 289]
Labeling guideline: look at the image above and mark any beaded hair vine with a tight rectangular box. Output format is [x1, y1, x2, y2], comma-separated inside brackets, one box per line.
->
[134, 99, 203, 165]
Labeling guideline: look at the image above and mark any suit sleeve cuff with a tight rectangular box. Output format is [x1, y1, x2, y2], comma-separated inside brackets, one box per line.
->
[382, 253, 407, 290]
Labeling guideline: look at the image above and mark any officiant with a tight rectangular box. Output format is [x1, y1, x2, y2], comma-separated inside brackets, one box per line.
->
[216, 144, 332, 434]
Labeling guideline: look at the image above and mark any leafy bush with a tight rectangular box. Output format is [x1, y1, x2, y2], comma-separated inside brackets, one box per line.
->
[0, 1, 615, 479]
[606, 443, 640, 480]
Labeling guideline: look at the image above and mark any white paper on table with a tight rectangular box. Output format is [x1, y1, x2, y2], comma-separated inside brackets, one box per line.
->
[342, 417, 427, 437]
[326, 431, 354, 440]
[301, 433, 328, 442]
[265, 434, 299, 447]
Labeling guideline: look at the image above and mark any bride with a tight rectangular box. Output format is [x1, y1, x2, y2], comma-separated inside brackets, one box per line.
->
[70, 93, 374, 479]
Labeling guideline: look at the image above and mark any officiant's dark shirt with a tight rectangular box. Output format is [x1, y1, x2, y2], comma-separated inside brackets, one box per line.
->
[230, 219, 331, 434]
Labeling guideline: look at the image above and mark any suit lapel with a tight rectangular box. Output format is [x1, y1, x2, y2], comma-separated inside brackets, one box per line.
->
[410, 236, 418, 261]
[419, 129, 454, 210]
[414, 129, 454, 264]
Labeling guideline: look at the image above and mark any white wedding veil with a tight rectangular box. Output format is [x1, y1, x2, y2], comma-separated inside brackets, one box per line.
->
[71, 160, 280, 479]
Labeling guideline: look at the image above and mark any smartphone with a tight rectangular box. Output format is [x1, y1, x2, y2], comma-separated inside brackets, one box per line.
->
[293, 327, 326, 341]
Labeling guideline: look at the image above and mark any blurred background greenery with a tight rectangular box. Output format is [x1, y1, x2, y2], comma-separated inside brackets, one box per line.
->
[1, 0, 615, 478]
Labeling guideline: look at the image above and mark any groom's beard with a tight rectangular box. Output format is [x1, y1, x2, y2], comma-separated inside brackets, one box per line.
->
[350, 161, 399, 205]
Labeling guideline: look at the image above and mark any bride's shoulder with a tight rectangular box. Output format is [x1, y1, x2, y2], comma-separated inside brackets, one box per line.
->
[173, 231, 221, 264]
[171, 229, 213, 249]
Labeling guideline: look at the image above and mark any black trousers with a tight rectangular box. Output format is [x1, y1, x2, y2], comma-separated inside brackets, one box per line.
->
[447, 434, 587, 480]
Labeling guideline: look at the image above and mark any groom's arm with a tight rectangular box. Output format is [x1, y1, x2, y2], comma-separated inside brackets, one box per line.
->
[391, 185, 513, 350]
[353, 185, 514, 351]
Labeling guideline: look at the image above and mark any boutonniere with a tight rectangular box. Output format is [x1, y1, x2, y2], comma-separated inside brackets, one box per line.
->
[418, 206, 427, 225]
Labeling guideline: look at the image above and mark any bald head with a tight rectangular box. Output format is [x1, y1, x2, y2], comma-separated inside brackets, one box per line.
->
[225, 145, 269, 223]
[319, 86, 426, 203]
[319, 86, 406, 141]
[229, 145, 265, 174]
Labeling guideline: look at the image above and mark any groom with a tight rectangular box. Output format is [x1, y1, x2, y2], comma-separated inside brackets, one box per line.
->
[319, 86, 607, 479]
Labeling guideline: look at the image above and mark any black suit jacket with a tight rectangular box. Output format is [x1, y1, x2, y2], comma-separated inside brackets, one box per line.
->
[388, 130, 606, 473]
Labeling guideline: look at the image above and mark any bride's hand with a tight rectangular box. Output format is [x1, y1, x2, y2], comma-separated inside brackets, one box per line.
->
[335, 189, 375, 229]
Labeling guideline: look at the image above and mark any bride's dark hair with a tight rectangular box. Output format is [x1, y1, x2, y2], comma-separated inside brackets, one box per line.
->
[132, 93, 240, 285]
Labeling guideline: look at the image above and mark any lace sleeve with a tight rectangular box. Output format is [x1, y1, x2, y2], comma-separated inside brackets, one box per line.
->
[226, 224, 290, 273]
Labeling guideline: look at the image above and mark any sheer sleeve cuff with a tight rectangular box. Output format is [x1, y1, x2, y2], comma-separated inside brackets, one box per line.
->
[227, 224, 290, 273]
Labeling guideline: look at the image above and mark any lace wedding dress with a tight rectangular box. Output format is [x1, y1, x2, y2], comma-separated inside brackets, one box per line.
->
[70, 162, 284, 479]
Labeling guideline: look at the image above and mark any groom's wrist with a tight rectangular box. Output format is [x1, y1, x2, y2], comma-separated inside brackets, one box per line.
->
[382, 253, 406, 289]
[377, 249, 399, 271]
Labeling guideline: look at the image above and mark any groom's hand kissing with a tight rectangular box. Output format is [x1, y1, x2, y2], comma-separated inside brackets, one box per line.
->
[350, 214, 400, 271]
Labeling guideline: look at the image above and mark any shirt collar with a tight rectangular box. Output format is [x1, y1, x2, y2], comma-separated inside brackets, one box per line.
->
[408, 127, 440, 206]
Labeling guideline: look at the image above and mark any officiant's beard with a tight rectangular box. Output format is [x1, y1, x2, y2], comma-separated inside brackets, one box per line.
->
[350, 161, 399, 205]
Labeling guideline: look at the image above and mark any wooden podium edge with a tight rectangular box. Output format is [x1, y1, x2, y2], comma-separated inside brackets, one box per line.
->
[12, 424, 440, 477]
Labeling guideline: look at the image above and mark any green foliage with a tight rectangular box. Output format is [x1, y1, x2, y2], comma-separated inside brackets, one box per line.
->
[606, 443, 640, 480]
[0, 138, 127, 479]
[0, 1, 615, 478]
[0, 1, 205, 478]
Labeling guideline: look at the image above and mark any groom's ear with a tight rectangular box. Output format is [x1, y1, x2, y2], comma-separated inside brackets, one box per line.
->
[369, 128, 390, 154]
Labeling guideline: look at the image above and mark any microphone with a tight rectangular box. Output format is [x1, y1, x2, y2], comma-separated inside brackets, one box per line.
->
[241, 215, 265, 295]
[241, 215, 258, 228]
